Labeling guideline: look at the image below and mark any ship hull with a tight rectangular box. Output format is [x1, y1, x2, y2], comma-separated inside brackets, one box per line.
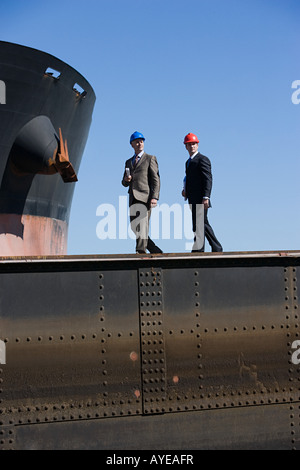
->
[0, 41, 96, 255]
[0, 250, 299, 450]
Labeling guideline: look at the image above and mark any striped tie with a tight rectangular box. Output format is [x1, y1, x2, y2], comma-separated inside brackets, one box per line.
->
[134, 155, 139, 167]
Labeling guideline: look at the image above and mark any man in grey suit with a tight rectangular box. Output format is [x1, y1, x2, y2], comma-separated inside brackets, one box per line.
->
[122, 131, 162, 254]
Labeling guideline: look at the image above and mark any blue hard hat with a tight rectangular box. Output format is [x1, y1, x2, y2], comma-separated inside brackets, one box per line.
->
[130, 131, 145, 143]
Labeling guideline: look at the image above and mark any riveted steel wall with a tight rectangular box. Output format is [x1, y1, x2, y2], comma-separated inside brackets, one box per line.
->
[139, 268, 166, 414]
[0, 251, 299, 450]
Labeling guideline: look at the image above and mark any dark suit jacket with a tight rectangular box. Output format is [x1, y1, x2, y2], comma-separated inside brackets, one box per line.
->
[122, 152, 160, 204]
[185, 152, 212, 206]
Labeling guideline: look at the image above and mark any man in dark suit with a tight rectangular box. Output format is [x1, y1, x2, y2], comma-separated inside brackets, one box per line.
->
[182, 132, 223, 253]
[122, 131, 162, 254]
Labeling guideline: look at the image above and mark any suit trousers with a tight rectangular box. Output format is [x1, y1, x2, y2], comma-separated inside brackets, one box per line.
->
[129, 196, 151, 253]
[191, 204, 223, 252]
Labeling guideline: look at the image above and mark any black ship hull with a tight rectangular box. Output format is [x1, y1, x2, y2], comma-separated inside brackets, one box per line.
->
[0, 41, 95, 255]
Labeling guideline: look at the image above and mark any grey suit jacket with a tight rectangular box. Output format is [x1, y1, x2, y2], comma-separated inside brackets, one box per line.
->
[122, 152, 160, 204]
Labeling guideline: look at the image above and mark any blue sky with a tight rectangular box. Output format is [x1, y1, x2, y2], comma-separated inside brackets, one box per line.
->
[1, 0, 299, 255]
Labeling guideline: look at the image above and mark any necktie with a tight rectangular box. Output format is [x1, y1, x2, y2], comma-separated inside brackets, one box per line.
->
[187, 157, 191, 167]
[133, 155, 139, 167]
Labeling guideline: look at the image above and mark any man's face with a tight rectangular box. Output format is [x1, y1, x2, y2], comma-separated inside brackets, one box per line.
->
[131, 139, 144, 154]
[185, 142, 199, 156]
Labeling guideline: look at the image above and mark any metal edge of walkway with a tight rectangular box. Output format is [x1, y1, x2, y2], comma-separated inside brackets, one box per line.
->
[0, 249, 299, 264]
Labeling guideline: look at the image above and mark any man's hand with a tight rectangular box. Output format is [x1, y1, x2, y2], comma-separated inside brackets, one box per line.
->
[150, 199, 158, 208]
[202, 198, 209, 209]
[124, 175, 132, 183]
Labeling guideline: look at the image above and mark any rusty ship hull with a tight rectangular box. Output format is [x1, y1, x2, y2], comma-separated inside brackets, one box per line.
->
[0, 41, 96, 255]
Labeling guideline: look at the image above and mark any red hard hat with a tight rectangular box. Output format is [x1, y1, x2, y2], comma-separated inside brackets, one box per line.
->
[184, 133, 199, 144]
